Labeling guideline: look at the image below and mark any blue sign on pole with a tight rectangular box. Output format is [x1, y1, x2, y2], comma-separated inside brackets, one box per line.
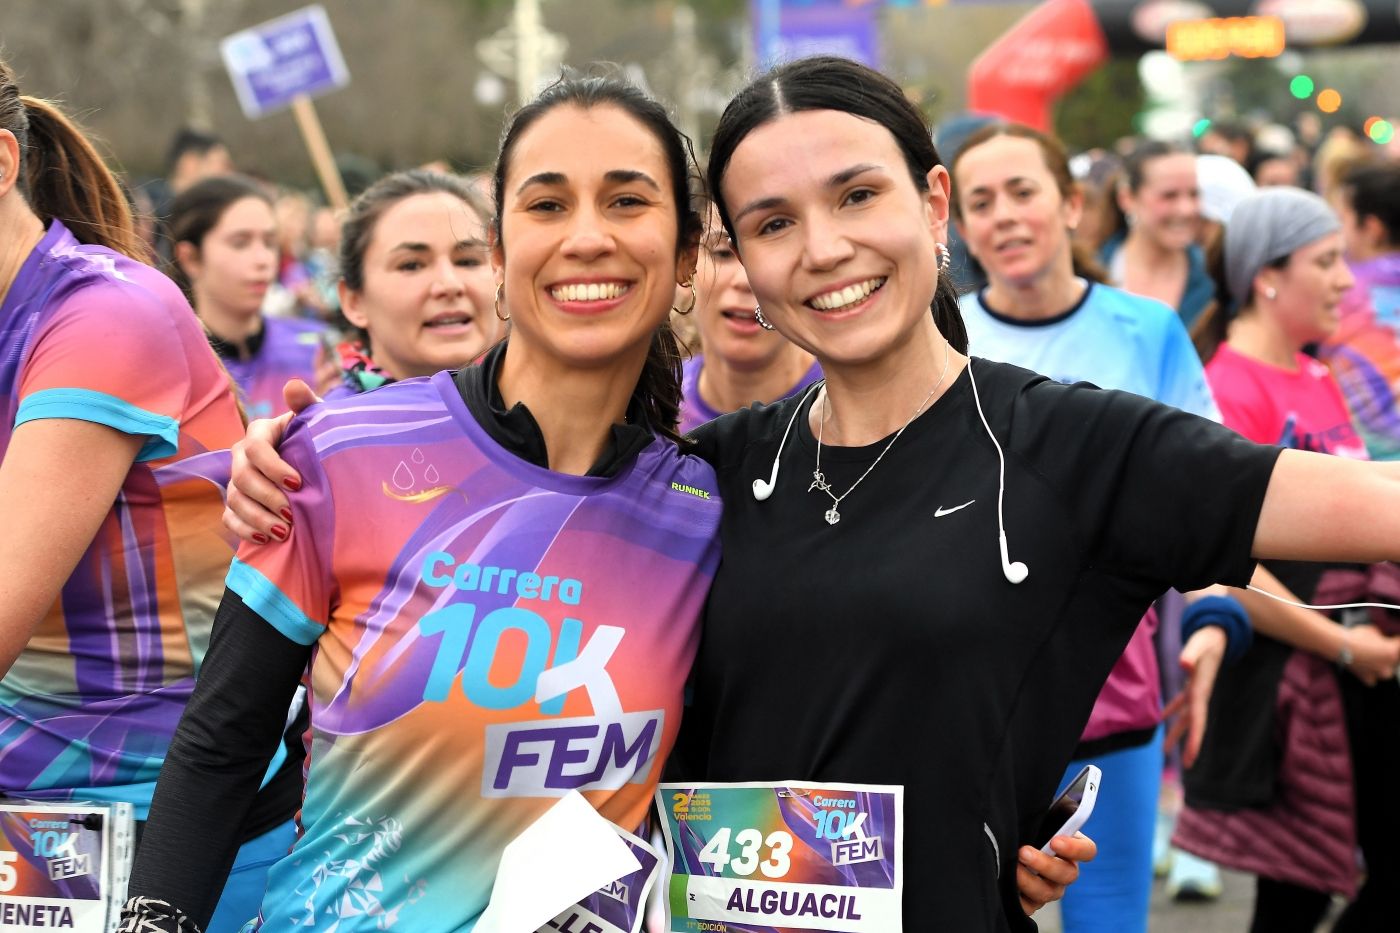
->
[751, 0, 881, 67]
[220, 5, 350, 119]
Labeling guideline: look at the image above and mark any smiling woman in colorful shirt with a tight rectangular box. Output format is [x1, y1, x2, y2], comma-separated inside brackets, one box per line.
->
[122, 75, 722, 933]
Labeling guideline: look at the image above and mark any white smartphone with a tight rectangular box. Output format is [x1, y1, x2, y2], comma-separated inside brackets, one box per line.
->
[1033, 764, 1101, 855]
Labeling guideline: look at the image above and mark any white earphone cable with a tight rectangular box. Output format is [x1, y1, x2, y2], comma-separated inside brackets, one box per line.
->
[751, 380, 825, 501]
[1243, 584, 1400, 614]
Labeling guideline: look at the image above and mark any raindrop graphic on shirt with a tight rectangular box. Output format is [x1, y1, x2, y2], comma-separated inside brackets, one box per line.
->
[383, 448, 460, 504]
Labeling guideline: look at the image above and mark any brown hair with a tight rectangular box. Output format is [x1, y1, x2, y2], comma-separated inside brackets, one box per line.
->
[950, 122, 1107, 284]
[0, 60, 148, 261]
[166, 174, 273, 302]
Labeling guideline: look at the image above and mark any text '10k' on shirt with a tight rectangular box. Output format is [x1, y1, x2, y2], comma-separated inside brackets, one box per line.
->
[228, 372, 722, 931]
[0, 220, 245, 812]
[673, 360, 1280, 931]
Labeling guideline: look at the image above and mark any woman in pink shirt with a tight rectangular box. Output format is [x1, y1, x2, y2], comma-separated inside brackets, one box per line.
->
[1176, 187, 1400, 933]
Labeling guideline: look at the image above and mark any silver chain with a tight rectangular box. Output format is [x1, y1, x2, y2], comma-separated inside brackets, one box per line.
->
[809, 341, 952, 525]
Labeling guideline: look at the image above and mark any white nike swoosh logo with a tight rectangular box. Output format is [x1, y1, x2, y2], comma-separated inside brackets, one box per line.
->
[935, 499, 975, 517]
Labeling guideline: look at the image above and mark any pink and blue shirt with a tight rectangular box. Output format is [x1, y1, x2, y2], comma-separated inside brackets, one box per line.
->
[0, 220, 245, 814]
[218, 316, 326, 420]
[228, 372, 722, 930]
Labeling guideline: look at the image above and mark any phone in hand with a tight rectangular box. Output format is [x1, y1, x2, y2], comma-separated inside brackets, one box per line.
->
[1032, 764, 1101, 855]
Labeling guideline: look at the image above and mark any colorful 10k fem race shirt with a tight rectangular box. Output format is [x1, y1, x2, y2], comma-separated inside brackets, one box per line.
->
[229, 372, 722, 931]
[0, 221, 244, 813]
[222, 316, 326, 420]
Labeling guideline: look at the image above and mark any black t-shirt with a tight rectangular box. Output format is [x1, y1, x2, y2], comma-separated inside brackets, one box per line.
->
[672, 359, 1280, 932]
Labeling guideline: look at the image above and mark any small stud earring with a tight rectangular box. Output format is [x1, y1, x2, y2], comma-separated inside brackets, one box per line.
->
[1265, 287, 1277, 300]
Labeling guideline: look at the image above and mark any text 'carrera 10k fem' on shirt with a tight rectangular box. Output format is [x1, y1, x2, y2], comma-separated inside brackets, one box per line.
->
[226, 371, 722, 931]
[0, 220, 244, 812]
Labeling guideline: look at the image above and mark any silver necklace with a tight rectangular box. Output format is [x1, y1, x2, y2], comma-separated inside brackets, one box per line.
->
[808, 341, 952, 525]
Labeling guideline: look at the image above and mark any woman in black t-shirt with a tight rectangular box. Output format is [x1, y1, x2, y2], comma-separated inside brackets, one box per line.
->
[677, 57, 1396, 932]
[224, 59, 1400, 933]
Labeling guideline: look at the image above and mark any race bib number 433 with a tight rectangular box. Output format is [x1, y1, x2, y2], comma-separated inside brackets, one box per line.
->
[656, 782, 902, 933]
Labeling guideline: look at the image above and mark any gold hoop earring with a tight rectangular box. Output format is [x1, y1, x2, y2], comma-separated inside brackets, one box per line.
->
[671, 277, 697, 315]
[494, 282, 509, 322]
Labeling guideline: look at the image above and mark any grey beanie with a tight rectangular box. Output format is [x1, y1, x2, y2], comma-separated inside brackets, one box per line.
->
[1225, 187, 1340, 308]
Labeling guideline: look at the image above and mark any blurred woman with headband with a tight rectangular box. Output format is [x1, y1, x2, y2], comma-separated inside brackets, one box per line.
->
[1175, 186, 1400, 933]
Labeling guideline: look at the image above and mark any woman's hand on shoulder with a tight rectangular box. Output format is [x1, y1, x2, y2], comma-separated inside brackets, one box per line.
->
[1017, 832, 1096, 916]
[223, 379, 319, 544]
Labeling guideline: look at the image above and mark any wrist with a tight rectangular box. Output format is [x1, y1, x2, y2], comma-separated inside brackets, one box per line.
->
[1182, 595, 1252, 665]
[1335, 629, 1355, 668]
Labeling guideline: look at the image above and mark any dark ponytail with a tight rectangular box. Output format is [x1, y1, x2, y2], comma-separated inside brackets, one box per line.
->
[0, 60, 147, 262]
[492, 70, 702, 442]
[707, 56, 967, 354]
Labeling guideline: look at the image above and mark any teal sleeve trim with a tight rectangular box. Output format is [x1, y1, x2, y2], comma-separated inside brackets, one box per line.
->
[66, 782, 155, 821]
[226, 558, 325, 646]
[15, 388, 179, 461]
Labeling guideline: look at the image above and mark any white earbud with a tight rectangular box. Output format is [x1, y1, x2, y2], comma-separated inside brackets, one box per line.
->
[968, 360, 1029, 585]
[1000, 533, 1029, 585]
[752, 466, 778, 501]
[752, 381, 825, 503]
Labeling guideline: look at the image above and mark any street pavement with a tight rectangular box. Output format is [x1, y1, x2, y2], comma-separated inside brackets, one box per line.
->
[1034, 867, 1343, 932]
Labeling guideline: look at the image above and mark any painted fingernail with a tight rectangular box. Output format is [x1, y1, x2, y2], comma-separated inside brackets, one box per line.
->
[270, 525, 288, 541]
[283, 477, 302, 491]
[280, 508, 294, 524]
[252, 533, 269, 545]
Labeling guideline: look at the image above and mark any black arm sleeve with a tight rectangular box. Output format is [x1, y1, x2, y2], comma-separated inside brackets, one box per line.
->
[125, 588, 312, 931]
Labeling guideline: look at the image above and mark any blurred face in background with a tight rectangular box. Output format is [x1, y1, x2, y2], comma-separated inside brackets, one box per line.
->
[275, 192, 312, 259]
[955, 134, 1081, 291]
[1119, 152, 1200, 252]
[181, 195, 278, 320]
[1254, 155, 1300, 188]
[692, 212, 794, 371]
[311, 207, 341, 253]
[1252, 231, 1355, 347]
